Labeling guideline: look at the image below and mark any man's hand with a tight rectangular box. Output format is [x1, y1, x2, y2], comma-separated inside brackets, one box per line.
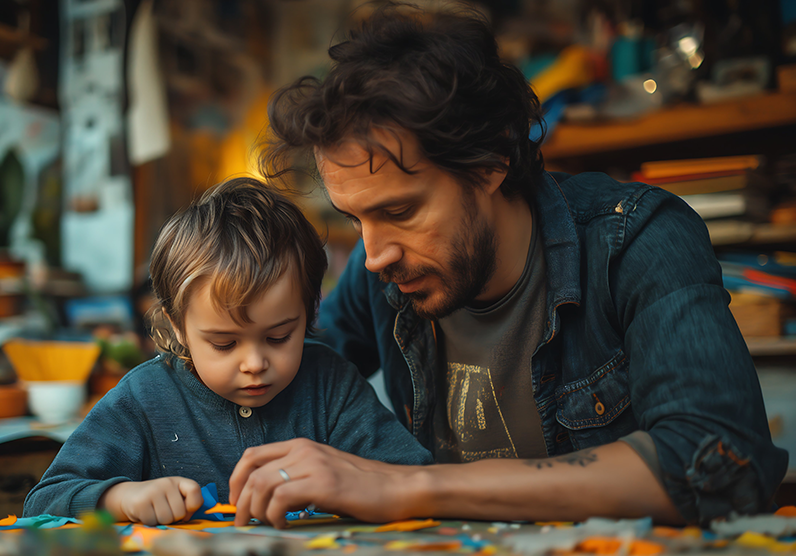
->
[229, 438, 427, 528]
[229, 440, 683, 527]
[99, 477, 204, 525]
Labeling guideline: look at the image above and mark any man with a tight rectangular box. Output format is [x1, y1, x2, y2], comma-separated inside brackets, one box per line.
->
[228, 3, 787, 528]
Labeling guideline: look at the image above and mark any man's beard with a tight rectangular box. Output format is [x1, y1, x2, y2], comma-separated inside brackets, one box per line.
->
[379, 211, 497, 320]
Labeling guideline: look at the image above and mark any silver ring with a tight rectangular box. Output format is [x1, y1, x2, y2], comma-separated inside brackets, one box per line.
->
[278, 468, 290, 483]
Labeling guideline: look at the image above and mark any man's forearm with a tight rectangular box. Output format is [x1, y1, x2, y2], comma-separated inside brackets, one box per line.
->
[401, 441, 684, 524]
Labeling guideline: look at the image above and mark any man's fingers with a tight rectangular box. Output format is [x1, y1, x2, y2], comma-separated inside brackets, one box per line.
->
[266, 480, 316, 529]
[229, 439, 341, 504]
[229, 442, 299, 504]
[233, 463, 292, 526]
[178, 479, 204, 515]
[233, 486, 253, 527]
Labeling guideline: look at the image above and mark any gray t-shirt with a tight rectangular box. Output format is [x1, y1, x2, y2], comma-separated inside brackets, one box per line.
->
[433, 214, 548, 463]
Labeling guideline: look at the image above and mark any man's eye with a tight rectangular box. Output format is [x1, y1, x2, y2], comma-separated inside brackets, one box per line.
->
[210, 342, 235, 352]
[345, 215, 361, 228]
[386, 207, 414, 220]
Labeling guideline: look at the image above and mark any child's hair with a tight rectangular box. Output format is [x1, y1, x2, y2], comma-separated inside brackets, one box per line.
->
[147, 177, 328, 370]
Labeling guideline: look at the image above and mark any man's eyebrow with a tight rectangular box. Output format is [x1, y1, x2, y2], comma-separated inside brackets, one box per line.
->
[329, 196, 420, 216]
[198, 316, 300, 335]
[329, 201, 353, 218]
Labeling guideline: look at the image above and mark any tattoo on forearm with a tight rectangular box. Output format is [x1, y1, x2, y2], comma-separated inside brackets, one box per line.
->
[527, 449, 598, 470]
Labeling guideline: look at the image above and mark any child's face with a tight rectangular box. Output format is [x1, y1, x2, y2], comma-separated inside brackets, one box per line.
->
[180, 266, 307, 407]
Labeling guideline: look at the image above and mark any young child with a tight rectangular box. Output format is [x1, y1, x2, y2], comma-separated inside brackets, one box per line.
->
[23, 178, 432, 525]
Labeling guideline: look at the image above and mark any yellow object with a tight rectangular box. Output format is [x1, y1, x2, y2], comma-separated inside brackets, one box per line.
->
[0, 515, 17, 526]
[384, 541, 413, 550]
[3, 339, 100, 382]
[530, 45, 595, 103]
[375, 518, 441, 532]
[680, 526, 704, 539]
[734, 531, 778, 548]
[305, 535, 340, 549]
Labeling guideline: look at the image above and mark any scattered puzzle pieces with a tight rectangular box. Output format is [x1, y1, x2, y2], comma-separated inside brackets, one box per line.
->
[376, 519, 441, 532]
[204, 503, 237, 515]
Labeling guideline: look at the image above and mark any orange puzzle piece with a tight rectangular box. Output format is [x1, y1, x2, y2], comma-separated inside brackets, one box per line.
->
[205, 503, 237, 514]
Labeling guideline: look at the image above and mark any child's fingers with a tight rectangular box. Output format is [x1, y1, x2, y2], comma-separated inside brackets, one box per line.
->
[152, 494, 176, 525]
[177, 478, 204, 514]
[165, 484, 190, 522]
[134, 502, 159, 527]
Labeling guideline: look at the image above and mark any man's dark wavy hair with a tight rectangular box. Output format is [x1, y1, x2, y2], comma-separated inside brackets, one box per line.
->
[261, 1, 545, 205]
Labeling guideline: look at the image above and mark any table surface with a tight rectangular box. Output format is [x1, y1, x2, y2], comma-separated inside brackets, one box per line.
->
[0, 416, 79, 445]
[2, 512, 795, 556]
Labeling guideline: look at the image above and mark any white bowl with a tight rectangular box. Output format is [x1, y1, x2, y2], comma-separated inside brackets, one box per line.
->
[26, 381, 86, 424]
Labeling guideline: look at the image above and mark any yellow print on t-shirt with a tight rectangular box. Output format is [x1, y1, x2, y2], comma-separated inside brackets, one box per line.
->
[445, 362, 517, 462]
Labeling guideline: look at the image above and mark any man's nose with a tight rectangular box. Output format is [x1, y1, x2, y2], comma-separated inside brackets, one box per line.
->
[362, 226, 402, 273]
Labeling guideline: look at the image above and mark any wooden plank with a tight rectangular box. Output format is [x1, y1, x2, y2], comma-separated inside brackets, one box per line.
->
[745, 337, 796, 356]
[542, 92, 796, 160]
[708, 222, 796, 246]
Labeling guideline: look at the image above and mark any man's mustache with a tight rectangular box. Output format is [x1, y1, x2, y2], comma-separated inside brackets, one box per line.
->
[379, 263, 437, 284]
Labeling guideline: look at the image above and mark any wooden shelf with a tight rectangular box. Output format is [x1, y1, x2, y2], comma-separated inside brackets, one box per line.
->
[0, 23, 46, 53]
[541, 92, 796, 160]
[708, 222, 796, 246]
[745, 337, 796, 356]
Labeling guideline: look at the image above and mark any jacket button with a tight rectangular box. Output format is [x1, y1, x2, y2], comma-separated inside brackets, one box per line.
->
[239, 406, 252, 418]
[594, 402, 605, 415]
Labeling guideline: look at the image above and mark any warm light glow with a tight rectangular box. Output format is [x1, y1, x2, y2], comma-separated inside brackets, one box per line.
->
[688, 52, 704, 69]
[678, 36, 698, 56]
[643, 79, 657, 94]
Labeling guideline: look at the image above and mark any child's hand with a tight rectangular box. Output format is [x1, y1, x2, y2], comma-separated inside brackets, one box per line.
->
[99, 477, 204, 525]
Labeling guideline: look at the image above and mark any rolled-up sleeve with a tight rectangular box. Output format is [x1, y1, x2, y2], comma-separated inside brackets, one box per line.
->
[611, 188, 788, 525]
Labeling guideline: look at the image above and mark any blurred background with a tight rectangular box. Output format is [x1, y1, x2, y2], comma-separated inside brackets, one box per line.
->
[1, 0, 796, 512]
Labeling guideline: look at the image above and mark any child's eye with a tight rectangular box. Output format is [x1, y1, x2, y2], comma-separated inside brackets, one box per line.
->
[269, 333, 292, 345]
[210, 342, 236, 352]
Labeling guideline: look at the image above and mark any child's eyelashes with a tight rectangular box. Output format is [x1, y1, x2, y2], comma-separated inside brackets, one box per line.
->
[208, 334, 292, 351]
[210, 341, 236, 352]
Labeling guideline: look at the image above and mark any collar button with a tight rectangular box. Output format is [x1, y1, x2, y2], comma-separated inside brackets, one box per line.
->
[239, 406, 252, 418]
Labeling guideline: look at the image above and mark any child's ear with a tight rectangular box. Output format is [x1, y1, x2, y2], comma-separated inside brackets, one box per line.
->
[163, 308, 185, 346]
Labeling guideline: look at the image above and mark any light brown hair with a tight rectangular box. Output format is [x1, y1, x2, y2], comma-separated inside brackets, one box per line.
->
[147, 177, 328, 370]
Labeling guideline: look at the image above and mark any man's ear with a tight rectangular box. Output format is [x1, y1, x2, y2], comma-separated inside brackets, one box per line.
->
[163, 308, 185, 346]
[479, 161, 509, 196]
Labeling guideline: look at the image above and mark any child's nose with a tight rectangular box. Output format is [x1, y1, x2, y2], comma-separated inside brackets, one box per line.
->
[240, 345, 268, 374]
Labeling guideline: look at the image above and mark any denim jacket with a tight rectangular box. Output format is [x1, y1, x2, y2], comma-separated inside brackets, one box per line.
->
[317, 171, 788, 524]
